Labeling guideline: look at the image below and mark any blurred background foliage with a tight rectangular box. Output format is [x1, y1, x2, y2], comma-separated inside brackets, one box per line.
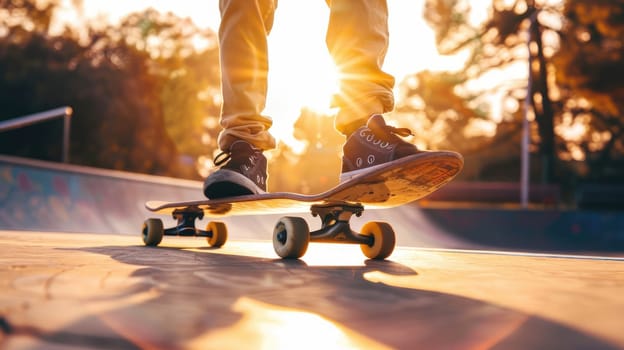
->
[0, 0, 623, 196]
[391, 0, 624, 194]
[0, 0, 220, 178]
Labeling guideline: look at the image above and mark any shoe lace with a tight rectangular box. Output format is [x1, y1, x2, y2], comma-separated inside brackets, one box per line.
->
[367, 115, 414, 139]
[213, 151, 231, 166]
[385, 125, 413, 137]
[213, 150, 260, 168]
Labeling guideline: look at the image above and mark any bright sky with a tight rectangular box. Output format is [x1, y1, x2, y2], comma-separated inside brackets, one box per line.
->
[66, 0, 492, 145]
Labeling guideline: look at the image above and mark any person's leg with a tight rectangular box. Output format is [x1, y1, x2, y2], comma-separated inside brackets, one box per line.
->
[204, 0, 277, 198]
[325, 0, 395, 136]
[325, 0, 424, 182]
[218, 0, 277, 151]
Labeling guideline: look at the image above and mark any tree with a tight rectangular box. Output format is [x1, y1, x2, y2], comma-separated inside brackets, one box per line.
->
[553, 0, 624, 181]
[111, 9, 222, 174]
[414, 0, 563, 183]
[0, 1, 222, 179]
[417, 0, 624, 185]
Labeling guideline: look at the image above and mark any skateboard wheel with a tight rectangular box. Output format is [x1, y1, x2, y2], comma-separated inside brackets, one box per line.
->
[206, 221, 228, 247]
[142, 218, 164, 246]
[273, 217, 310, 259]
[360, 221, 395, 259]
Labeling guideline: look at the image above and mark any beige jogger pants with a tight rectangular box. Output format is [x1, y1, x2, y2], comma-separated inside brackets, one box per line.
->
[218, 0, 395, 151]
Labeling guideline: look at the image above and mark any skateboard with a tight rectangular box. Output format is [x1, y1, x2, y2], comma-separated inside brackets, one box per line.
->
[141, 151, 463, 260]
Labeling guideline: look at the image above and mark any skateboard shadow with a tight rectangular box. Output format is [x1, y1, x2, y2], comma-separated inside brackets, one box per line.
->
[34, 243, 620, 350]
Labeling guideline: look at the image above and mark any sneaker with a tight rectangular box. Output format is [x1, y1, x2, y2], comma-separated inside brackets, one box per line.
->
[340, 114, 423, 182]
[203, 140, 268, 198]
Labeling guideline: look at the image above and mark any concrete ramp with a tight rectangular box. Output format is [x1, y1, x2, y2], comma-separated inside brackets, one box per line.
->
[0, 155, 478, 249]
[1, 155, 623, 253]
[1, 155, 202, 234]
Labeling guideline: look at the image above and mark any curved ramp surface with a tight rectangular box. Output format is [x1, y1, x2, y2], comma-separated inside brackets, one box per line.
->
[0, 155, 477, 249]
[1, 155, 623, 252]
[0, 155, 202, 234]
[1, 231, 623, 349]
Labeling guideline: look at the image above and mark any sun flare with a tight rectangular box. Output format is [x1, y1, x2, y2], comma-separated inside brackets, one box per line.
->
[67, 0, 477, 147]
[262, 1, 339, 144]
[188, 297, 390, 349]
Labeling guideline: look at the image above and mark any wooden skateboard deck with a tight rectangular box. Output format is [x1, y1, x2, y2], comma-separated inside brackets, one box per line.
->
[146, 151, 462, 216]
[141, 151, 463, 260]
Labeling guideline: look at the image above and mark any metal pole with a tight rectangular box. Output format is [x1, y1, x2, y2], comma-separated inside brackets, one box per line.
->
[521, 14, 537, 208]
[521, 82, 531, 208]
[62, 107, 73, 163]
[0, 107, 70, 131]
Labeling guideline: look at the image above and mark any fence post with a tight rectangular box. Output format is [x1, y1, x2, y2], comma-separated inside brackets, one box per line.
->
[62, 107, 73, 163]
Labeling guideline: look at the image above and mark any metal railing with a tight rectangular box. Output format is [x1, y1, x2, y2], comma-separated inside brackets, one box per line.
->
[0, 106, 73, 163]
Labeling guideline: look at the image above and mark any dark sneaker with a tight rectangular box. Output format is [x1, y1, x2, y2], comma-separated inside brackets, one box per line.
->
[340, 114, 423, 182]
[203, 140, 268, 198]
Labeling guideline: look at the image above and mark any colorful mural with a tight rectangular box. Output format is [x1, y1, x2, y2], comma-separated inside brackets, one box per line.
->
[0, 157, 202, 234]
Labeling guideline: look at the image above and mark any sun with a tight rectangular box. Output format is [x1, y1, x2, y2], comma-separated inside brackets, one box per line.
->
[77, 0, 474, 148]
[261, 1, 469, 145]
[263, 1, 339, 144]
[264, 28, 340, 116]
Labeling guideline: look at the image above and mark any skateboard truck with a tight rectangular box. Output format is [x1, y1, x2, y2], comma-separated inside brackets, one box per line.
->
[272, 202, 396, 260]
[142, 206, 228, 248]
[308, 203, 372, 245]
[165, 206, 206, 236]
[143, 201, 396, 261]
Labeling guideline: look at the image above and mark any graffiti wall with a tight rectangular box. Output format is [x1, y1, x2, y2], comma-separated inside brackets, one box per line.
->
[0, 156, 202, 234]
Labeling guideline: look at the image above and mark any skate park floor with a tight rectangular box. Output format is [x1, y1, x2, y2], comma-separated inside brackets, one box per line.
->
[1, 231, 623, 349]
